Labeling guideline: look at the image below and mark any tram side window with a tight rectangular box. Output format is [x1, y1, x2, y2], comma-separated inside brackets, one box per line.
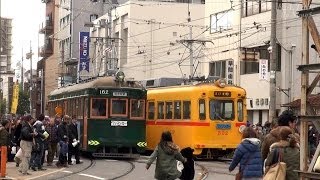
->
[131, 99, 145, 118]
[165, 102, 173, 119]
[183, 101, 191, 119]
[174, 101, 181, 119]
[111, 99, 127, 116]
[238, 100, 244, 122]
[148, 102, 155, 120]
[199, 99, 206, 120]
[91, 98, 107, 117]
[158, 102, 164, 119]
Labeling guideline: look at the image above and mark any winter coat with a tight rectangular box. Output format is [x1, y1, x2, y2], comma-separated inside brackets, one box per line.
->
[229, 138, 263, 178]
[46, 124, 58, 143]
[13, 123, 22, 145]
[57, 122, 69, 142]
[33, 120, 46, 143]
[0, 125, 9, 146]
[147, 142, 186, 180]
[265, 141, 300, 180]
[59, 141, 68, 156]
[68, 123, 78, 143]
[20, 121, 34, 142]
[261, 126, 282, 161]
[261, 126, 299, 161]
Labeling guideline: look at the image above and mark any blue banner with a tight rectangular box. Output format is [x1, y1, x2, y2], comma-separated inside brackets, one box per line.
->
[79, 32, 90, 73]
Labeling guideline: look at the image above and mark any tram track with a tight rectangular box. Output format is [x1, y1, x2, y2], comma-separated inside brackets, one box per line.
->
[50, 157, 96, 180]
[108, 160, 135, 180]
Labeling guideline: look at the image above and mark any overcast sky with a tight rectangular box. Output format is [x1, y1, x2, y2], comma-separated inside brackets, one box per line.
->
[1, 0, 45, 70]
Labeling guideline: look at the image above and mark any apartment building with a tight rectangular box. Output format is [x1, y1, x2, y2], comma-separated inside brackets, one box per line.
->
[38, 0, 58, 115]
[0, 17, 14, 115]
[89, 0, 205, 80]
[204, 0, 320, 125]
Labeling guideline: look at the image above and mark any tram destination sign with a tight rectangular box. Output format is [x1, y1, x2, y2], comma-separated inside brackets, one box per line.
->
[214, 91, 231, 97]
[113, 92, 127, 97]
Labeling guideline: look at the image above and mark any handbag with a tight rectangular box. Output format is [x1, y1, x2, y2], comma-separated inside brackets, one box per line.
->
[177, 160, 184, 172]
[235, 153, 253, 180]
[263, 148, 286, 180]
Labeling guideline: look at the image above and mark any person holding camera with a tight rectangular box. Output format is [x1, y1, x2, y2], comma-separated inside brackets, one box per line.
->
[67, 115, 81, 165]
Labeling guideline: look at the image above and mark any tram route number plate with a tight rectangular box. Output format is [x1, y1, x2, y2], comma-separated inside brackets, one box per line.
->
[111, 121, 127, 127]
[216, 123, 231, 130]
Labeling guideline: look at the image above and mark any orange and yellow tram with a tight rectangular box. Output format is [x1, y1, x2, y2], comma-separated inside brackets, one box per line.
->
[146, 79, 247, 158]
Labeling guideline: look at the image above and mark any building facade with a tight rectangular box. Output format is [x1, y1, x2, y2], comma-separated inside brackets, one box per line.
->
[204, 0, 320, 125]
[89, 0, 205, 81]
[57, 0, 108, 85]
[0, 17, 14, 115]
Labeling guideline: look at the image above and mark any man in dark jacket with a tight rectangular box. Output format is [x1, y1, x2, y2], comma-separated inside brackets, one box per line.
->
[19, 115, 36, 175]
[261, 110, 298, 161]
[30, 114, 47, 171]
[68, 115, 81, 165]
[0, 119, 10, 146]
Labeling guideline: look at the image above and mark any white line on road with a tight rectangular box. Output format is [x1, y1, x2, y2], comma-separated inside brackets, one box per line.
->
[79, 173, 105, 180]
[26, 168, 66, 180]
[62, 170, 73, 173]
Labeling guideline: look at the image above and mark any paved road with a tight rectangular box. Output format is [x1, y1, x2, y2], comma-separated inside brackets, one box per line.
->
[5, 156, 236, 180]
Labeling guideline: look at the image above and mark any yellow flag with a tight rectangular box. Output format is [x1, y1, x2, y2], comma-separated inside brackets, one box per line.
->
[11, 83, 19, 114]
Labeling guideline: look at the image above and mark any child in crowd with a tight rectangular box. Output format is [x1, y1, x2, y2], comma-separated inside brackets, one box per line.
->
[56, 135, 68, 167]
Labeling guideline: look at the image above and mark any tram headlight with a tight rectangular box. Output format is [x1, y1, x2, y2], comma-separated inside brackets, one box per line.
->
[239, 125, 246, 133]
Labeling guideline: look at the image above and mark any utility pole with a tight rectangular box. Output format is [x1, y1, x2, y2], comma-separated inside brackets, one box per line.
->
[26, 42, 33, 115]
[269, 0, 277, 123]
[188, 1, 193, 79]
[149, 19, 155, 78]
[21, 48, 24, 91]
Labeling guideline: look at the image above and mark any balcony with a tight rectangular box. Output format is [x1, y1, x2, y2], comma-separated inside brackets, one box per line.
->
[39, 20, 53, 35]
[39, 45, 53, 57]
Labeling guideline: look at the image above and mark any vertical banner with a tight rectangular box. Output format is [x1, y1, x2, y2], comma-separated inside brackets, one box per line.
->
[11, 82, 19, 114]
[79, 32, 90, 80]
[259, 59, 269, 80]
[226, 60, 234, 85]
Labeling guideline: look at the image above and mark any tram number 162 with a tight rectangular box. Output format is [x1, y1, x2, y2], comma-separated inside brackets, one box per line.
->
[217, 131, 228, 135]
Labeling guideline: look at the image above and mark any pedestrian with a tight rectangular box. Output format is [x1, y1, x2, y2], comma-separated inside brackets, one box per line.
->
[13, 117, 22, 167]
[265, 126, 300, 180]
[229, 127, 263, 180]
[30, 114, 47, 171]
[68, 115, 81, 165]
[0, 119, 10, 146]
[179, 147, 195, 180]
[261, 110, 298, 161]
[146, 131, 186, 180]
[46, 117, 58, 166]
[19, 115, 37, 175]
[56, 135, 68, 168]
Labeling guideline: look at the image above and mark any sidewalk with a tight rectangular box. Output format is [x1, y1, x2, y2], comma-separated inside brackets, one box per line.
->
[1, 161, 65, 180]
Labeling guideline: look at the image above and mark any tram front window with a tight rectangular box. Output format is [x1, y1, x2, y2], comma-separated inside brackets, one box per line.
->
[111, 99, 127, 115]
[209, 100, 234, 120]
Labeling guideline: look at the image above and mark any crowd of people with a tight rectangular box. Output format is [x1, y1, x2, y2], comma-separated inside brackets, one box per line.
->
[146, 110, 319, 180]
[0, 114, 82, 176]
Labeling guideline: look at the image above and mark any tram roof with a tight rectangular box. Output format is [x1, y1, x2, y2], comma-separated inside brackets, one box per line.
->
[147, 82, 246, 94]
[49, 76, 143, 96]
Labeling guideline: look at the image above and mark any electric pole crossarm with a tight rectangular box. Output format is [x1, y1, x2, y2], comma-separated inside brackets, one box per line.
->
[307, 17, 320, 56]
[297, 6, 320, 17]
